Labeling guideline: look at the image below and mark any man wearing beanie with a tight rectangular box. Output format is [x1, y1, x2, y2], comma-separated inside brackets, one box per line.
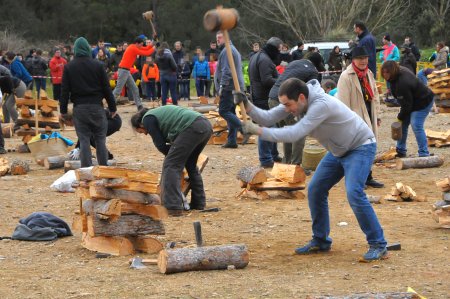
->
[60, 37, 117, 168]
[379, 34, 400, 63]
[249, 37, 283, 168]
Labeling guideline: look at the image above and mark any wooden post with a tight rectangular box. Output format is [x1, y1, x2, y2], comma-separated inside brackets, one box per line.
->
[34, 96, 39, 135]
[157, 244, 249, 274]
[222, 29, 247, 123]
[193, 221, 203, 247]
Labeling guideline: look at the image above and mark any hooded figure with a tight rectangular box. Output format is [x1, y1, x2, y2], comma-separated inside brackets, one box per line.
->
[74, 37, 92, 57]
[400, 45, 417, 74]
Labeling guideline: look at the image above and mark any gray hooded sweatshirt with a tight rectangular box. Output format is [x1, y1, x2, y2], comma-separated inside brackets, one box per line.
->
[248, 79, 374, 157]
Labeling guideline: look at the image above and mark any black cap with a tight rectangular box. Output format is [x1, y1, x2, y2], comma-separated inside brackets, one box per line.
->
[351, 46, 369, 59]
[383, 34, 391, 42]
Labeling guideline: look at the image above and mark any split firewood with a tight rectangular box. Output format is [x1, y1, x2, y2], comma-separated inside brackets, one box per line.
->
[431, 209, 450, 228]
[249, 178, 306, 191]
[16, 116, 61, 129]
[39, 89, 48, 100]
[273, 190, 306, 200]
[396, 156, 444, 170]
[81, 232, 134, 256]
[121, 202, 168, 220]
[236, 166, 267, 185]
[239, 189, 269, 200]
[87, 214, 165, 237]
[20, 105, 32, 118]
[91, 165, 159, 183]
[89, 185, 161, 205]
[75, 167, 95, 181]
[91, 178, 159, 194]
[270, 163, 306, 184]
[40, 105, 54, 117]
[129, 236, 164, 254]
[0, 157, 9, 176]
[425, 129, 450, 140]
[82, 199, 121, 220]
[182, 153, 209, 196]
[374, 147, 397, 162]
[385, 183, 421, 202]
[64, 160, 117, 172]
[436, 177, 450, 192]
[72, 213, 88, 233]
[24, 90, 33, 99]
[383, 194, 402, 202]
[157, 244, 249, 274]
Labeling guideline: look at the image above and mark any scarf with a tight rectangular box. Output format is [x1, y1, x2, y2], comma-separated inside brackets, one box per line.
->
[352, 61, 374, 101]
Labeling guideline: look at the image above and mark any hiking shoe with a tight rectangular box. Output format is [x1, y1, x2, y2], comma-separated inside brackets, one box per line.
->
[0, 147, 6, 154]
[295, 240, 331, 255]
[361, 246, 388, 262]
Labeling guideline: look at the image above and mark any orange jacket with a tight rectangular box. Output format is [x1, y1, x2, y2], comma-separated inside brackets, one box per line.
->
[119, 44, 155, 69]
[142, 63, 160, 82]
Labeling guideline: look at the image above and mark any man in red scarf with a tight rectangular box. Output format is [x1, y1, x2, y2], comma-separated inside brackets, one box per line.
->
[336, 47, 384, 188]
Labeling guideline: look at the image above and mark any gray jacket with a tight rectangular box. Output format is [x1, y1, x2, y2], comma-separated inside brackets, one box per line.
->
[248, 79, 374, 157]
[214, 42, 244, 91]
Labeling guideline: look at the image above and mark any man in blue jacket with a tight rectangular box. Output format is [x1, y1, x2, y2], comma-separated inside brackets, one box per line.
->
[354, 21, 377, 77]
[5, 52, 32, 88]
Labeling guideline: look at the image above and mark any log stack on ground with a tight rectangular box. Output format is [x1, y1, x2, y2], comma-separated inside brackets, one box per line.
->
[72, 166, 167, 256]
[237, 163, 306, 200]
[383, 182, 425, 202]
[426, 129, 450, 148]
[427, 68, 450, 110]
[205, 110, 256, 145]
[432, 176, 450, 228]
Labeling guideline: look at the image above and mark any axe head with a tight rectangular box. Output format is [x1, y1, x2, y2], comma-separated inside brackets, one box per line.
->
[142, 11, 154, 21]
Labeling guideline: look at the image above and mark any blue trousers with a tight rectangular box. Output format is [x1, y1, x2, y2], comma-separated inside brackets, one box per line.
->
[160, 73, 178, 105]
[307, 142, 386, 247]
[218, 90, 241, 145]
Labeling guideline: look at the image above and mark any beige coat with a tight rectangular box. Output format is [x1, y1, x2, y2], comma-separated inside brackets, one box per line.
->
[336, 64, 380, 140]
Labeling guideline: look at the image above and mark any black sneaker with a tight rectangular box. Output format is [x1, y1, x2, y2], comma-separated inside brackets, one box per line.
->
[261, 162, 274, 169]
[295, 240, 331, 255]
[365, 179, 385, 188]
[273, 156, 283, 163]
[222, 143, 238, 149]
[0, 147, 6, 154]
[137, 105, 144, 111]
[395, 152, 406, 158]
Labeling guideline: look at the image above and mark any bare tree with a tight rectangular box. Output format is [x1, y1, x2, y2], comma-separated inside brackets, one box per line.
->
[425, 0, 450, 40]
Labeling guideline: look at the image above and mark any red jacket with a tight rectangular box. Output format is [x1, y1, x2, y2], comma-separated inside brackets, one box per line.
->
[49, 56, 67, 84]
[119, 44, 155, 69]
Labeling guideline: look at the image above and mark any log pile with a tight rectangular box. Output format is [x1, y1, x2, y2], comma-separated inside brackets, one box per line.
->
[427, 68, 450, 113]
[72, 166, 167, 256]
[237, 163, 306, 200]
[383, 182, 425, 202]
[426, 129, 450, 148]
[432, 176, 450, 228]
[204, 111, 256, 145]
[15, 90, 61, 139]
[0, 158, 29, 176]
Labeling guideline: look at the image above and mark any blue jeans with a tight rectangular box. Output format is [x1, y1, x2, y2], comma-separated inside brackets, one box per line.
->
[417, 69, 428, 86]
[160, 73, 178, 105]
[34, 78, 46, 99]
[145, 80, 156, 100]
[218, 90, 241, 145]
[179, 78, 190, 99]
[307, 142, 386, 247]
[258, 137, 279, 165]
[396, 99, 433, 157]
[195, 76, 207, 96]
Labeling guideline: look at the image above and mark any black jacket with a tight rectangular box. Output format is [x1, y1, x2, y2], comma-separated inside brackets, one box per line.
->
[389, 67, 434, 121]
[30, 56, 48, 76]
[248, 50, 278, 109]
[60, 56, 116, 114]
[409, 42, 421, 61]
[292, 49, 304, 61]
[156, 49, 177, 76]
[400, 52, 417, 74]
[269, 59, 319, 100]
[110, 50, 123, 72]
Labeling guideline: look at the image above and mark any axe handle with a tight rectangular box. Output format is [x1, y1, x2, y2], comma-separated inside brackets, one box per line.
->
[223, 30, 247, 123]
[148, 19, 158, 41]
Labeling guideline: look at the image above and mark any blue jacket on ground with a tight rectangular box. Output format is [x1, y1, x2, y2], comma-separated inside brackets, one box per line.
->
[193, 60, 210, 79]
[10, 59, 32, 84]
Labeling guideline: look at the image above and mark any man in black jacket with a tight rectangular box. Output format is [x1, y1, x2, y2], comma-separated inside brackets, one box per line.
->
[110, 43, 124, 72]
[404, 36, 421, 62]
[248, 37, 283, 168]
[291, 42, 304, 61]
[60, 37, 117, 168]
[268, 59, 319, 165]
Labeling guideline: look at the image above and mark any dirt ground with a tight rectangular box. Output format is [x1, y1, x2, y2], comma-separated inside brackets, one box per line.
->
[0, 100, 449, 299]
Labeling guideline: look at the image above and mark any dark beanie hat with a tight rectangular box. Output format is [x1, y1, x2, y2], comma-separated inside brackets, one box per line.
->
[383, 34, 391, 42]
[297, 41, 304, 47]
[351, 46, 369, 59]
[74, 37, 92, 57]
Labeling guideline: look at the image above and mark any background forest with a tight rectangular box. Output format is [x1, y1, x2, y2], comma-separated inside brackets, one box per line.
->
[0, 0, 448, 56]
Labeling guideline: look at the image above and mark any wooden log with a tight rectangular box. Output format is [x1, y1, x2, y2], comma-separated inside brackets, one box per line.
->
[396, 156, 444, 170]
[43, 155, 69, 170]
[1, 123, 13, 138]
[87, 214, 165, 237]
[425, 129, 450, 140]
[64, 160, 117, 172]
[395, 182, 406, 194]
[91, 165, 159, 183]
[249, 178, 306, 191]
[199, 96, 209, 104]
[75, 186, 90, 199]
[312, 292, 420, 299]
[81, 233, 134, 256]
[239, 189, 269, 200]
[39, 89, 48, 100]
[89, 185, 161, 205]
[20, 105, 31, 118]
[270, 163, 305, 184]
[92, 178, 159, 194]
[130, 236, 164, 254]
[40, 105, 54, 117]
[75, 167, 95, 181]
[157, 244, 249, 274]
[436, 178, 450, 192]
[121, 202, 168, 220]
[72, 213, 87, 232]
[24, 90, 33, 99]
[374, 147, 397, 162]
[16, 116, 61, 129]
[236, 166, 267, 184]
[82, 199, 121, 220]
[10, 160, 30, 175]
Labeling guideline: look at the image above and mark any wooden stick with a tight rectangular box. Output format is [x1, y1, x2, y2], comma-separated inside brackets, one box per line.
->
[223, 29, 247, 123]
[34, 96, 39, 135]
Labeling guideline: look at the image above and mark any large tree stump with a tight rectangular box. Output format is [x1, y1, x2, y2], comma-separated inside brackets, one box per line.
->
[44, 155, 69, 170]
[237, 166, 267, 185]
[396, 156, 444, 170]
[87, 214, 165, 237]
[157, 244, 249, 274]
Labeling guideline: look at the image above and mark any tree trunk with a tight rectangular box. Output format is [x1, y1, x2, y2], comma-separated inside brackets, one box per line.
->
[237, 166, 267, 184]
[87, 214, 165, 237]
[89, 185, 161, 205]
[157, 244, 249, 274]
[396, 156, 444, 170]
[44, 155, 69, 170]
